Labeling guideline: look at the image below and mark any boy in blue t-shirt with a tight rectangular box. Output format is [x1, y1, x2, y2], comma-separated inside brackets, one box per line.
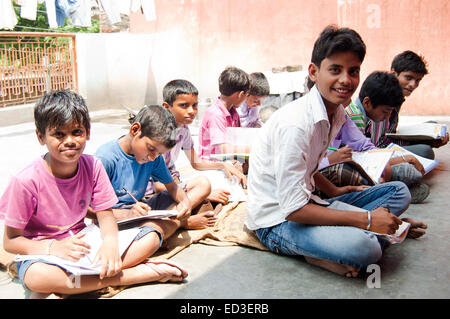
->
[95, 105, 210, 240]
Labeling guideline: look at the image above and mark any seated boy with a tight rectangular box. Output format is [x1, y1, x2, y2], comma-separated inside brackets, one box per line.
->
[237, 72, 270, 128]
[0, 91, 187, 297]
[152, 79, 246, 209]
[345, 71, 430, 203]
[95, 105, 210, 234]
[246, 25, 426, 278]
[199, 66, 251, 161]
[367, 51, 448, 159]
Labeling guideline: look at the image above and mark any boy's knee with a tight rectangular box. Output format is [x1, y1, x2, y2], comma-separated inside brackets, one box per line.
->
[344, 235, 382, 267]
[193, 176, 211, 196]
[24, 263, 62, 293]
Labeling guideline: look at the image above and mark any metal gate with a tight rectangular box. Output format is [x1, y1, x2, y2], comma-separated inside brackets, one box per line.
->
[0, 32, 78, 108]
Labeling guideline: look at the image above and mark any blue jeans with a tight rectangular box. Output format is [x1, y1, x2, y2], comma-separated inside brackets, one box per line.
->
[255, 181, 411, 268]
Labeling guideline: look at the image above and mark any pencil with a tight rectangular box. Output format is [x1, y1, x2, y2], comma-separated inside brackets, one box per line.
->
[328, 147, 338, 151]
[122, 187, 139, 203]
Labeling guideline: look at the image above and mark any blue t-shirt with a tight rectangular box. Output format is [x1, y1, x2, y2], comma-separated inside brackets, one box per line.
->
[95, 139, 173, 208]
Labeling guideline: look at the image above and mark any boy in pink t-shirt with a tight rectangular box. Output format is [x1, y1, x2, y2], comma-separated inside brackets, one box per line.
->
[199, 66, 251, 160]
[0, 91, 187, 296]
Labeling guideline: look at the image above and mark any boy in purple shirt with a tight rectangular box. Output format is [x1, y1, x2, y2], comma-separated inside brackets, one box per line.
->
[237, 72, 270, 128]
[0, 91, 187, 297]
[199, 66, 251, 160]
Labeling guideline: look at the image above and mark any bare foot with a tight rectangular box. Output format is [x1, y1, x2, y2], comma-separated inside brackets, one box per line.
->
[182, 211, 217, 230]
[305, 256, 360, 278]
[402, 218, 427, 239]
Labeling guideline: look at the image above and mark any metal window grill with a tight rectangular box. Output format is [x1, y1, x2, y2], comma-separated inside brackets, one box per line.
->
[0, 32, 78, 108]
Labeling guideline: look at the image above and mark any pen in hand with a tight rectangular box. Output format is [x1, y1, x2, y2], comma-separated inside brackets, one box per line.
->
[122, 187, 150, 216]
[122, 187, 139, 203]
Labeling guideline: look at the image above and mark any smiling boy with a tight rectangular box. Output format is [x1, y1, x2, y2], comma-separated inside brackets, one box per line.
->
[246, 26, 424, 278]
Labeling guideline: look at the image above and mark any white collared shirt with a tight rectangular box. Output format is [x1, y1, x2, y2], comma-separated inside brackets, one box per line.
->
[245, 86, 347, 230]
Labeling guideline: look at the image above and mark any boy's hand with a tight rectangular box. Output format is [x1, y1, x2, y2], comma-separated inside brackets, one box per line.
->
[175, 199, 192, 220]
[131, 202, 151, 217]
[369, 207, 402, 235]
[328, 145, 353, 165]
[430, 132, 449, 148]
[51, 233, 91, 261]
[92, 235, 122, 279]
[222, 162, 247, 189]
[207, 189, 230, 205]
[403, 155, 425, 176]
[330, 184, 370, 197]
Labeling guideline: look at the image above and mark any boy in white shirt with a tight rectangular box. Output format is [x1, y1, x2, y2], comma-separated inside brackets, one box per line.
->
[246, 25, 426, 277]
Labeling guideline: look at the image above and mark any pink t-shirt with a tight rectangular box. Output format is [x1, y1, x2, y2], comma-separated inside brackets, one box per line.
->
[0, 154, 118, 241]
[199, 97, 241, 160]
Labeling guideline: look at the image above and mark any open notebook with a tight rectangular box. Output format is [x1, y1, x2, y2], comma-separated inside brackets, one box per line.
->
[386, 143, 439, 174]
[14, 224, 141, 276]
[327, 200, 410, 244]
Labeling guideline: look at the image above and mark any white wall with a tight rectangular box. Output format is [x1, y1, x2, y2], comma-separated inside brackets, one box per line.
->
[76, 33, 159, 111]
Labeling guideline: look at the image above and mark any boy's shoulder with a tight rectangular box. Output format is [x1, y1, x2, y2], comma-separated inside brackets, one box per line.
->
[345, 101, 364, 117]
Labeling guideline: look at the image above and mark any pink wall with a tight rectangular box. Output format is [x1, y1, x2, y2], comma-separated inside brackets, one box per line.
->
[130, 0, 449, 115]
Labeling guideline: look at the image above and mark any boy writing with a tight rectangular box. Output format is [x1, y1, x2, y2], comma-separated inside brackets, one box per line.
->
[95, 105, 214, 233]
[367, 51, 448, 159]
[151, 79, 246, 208]
[199, 66, 251, 160]
[245, 25, 426, 278]
[237, 72, 270, 128]
[0, 91, 187, 297]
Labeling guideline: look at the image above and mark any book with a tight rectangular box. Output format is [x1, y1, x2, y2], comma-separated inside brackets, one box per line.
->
[116, 210, 178, 227]
[180, 169, 247, 202]
[386, 123, 447, 141]
[386, 143, 439, 174]
[348, 148, 394, 185]
[14, 224, 141, 276]
[327, 200, 410, 244]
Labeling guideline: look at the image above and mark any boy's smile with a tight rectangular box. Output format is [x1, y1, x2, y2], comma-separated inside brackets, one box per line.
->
[309, 51, 361, 112]
[166, 94, 198, 126]
[395, 71, 424, 97]
[37, 120, 89, 178]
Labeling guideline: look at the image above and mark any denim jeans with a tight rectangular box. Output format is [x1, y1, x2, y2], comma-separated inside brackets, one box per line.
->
[255, 181, 411, 268]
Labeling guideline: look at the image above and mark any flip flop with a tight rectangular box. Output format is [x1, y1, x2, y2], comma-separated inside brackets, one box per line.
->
[145, 259, 188, 279]
[401, 218, 427, 239]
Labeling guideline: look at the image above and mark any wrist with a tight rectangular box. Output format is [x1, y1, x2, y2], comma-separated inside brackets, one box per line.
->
[46, 239, 55, 255]
[366, 211, 372, 231]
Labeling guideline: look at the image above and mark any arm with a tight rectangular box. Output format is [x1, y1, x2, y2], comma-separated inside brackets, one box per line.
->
[165, 180, 192, 220]
[286, 203, 402, 234]
[185, 149, 247, 188]
[313, 171, 369, 198]
[92, 209, 121, 279]
[4, 226, 90, 261]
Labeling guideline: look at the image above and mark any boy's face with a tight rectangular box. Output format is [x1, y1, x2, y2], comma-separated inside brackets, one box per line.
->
[164, 94, 198, 126]
[309, 51, 361, 110]
[394, 71, 424, 97]
[232, 90, 249, 108]
[246, 95, 267, 108]
[129, 124, 171, 164]
[362, 97, 395, 122]
[36, 120, 89, 166]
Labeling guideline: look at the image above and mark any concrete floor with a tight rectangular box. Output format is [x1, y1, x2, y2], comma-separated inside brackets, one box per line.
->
[1, 109, 449, 300]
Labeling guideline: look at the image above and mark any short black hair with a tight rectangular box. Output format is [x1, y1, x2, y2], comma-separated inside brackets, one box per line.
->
[34, 90, 90, 137]
[359, 71, 405, 109]
[391, 50, 428, 75]
[311, 25, 366, 67]
[131, 105, 178, 148]
[218, 66, 250, 96]
[249, 72, 270, 96]
[163, 79, 198, 106]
